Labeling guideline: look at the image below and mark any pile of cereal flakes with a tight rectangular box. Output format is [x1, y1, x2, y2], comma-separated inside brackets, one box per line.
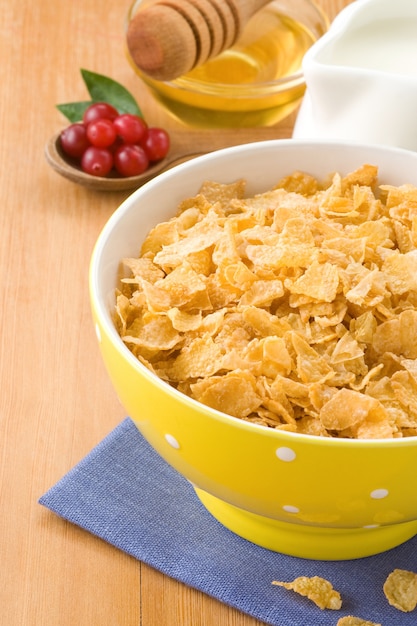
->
[115, 164, 417, 438]
[272, 568, 417, 624]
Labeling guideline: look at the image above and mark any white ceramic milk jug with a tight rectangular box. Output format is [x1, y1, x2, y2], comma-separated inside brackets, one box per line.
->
[293, 0, 417, 151]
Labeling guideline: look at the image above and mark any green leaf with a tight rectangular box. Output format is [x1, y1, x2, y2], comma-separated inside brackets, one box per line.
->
[80, 68, 143, 117]
[56, 101, 93, 123]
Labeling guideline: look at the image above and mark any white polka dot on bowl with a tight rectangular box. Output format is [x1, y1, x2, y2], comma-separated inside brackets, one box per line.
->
[275, 447, 296, 462]
[164, 433, 180, 449]
[283, 504, 300, 514]
[370, 488, 389, 499]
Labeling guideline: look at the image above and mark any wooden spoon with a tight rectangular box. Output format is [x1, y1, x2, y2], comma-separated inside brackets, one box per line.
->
[126, 0, 271, 81]
[45, 126, 291, 192]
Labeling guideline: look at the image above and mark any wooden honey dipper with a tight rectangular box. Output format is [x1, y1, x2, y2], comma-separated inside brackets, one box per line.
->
[126, 0, 272, 82]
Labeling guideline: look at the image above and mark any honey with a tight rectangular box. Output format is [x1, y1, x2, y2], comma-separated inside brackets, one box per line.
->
[187, 9, 316, 86]
[128, 0, 328, 128]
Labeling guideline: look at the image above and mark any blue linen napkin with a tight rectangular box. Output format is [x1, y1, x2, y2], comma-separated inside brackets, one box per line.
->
[40, 417, 417, 626]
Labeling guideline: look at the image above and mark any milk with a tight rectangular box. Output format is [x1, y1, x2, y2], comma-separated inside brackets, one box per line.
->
[326, 18, 417, 78]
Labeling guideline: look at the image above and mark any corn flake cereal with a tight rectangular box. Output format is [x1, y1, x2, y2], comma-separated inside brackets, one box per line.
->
[115, 166, 417, 438]
[336, 618, 381, 626]
[272, 576, 342, 610]
[383, 568, 417, 612]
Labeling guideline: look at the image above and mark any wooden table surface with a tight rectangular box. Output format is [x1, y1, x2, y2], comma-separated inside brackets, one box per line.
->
[1, 1, 352, 624]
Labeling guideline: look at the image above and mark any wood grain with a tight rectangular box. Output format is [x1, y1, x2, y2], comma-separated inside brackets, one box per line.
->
[0, 1, 352, 624]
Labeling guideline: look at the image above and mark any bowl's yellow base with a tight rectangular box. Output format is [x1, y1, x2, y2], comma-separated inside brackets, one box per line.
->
[195, 488, 417, 560]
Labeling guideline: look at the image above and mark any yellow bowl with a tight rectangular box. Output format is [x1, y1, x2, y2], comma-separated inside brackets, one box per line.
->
[90, 140, 417, 560]
[125, 0, 329, 128]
